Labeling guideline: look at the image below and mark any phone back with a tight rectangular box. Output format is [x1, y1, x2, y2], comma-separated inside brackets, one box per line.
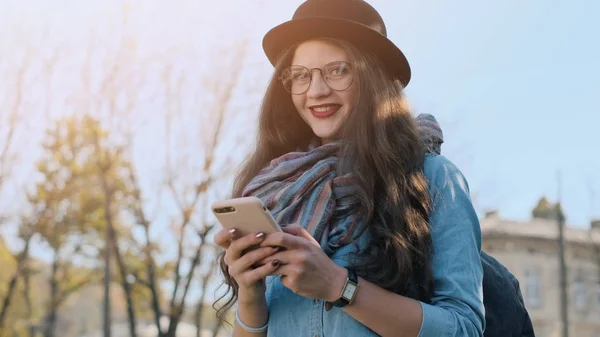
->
[211, 196, 282, 237]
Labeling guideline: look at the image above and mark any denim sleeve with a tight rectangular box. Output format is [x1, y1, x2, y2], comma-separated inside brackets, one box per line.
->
[417, 154, 485, 337]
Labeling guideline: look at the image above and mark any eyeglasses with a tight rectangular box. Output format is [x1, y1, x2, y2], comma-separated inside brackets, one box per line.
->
[279, 61, 354, 95]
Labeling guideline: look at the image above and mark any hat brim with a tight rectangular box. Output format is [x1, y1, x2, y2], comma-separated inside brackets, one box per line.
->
[263, 17, 411, 87]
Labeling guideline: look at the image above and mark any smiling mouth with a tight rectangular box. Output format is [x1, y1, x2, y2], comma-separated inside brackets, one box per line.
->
[309, 104, 341, 118]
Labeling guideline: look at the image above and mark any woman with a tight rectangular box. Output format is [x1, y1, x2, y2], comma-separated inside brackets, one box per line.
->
[213, 1, 485, 336]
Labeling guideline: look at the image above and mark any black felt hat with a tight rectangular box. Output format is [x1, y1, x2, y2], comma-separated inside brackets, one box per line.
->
[263, 0, 411, 87]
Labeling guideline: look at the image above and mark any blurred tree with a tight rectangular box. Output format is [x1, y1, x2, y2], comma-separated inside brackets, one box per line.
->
[88, 116, 140, 337]
[27, 116, 105, 337]
[0, 57, 30, 332]
[532, 196, 561, 220]
[0, 40, 64, 337]
[24, 115, 146, 337]
[0, 229, 33, 335]
[125, 40, 248, 337]
[1, 7, 253, 336]
[0, 55, 27, 198]
[75, 25, 144, 337]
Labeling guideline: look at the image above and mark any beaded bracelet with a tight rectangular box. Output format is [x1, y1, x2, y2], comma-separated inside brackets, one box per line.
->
[235, 309, 268, 333]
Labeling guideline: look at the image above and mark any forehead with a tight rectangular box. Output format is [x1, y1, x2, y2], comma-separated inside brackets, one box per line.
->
[291, 39, 349, 67]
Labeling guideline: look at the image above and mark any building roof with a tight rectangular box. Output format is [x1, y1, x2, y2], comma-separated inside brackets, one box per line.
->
[480, 214, 600, 245]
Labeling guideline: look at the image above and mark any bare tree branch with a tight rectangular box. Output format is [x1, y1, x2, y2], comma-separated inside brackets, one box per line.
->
[127, 164, 164, 335]
[92, 129, 138, 337]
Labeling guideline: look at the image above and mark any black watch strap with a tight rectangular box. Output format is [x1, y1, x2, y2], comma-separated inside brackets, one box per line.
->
[325, 269, 358, 311]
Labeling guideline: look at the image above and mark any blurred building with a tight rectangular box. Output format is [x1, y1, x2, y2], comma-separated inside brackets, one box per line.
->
[481, 212, 600, 337]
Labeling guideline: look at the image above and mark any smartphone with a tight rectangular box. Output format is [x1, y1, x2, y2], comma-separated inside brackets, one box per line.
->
[211, 196, 282, 237]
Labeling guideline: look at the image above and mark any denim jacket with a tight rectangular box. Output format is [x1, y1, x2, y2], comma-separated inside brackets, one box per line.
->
[262, 154, 485, 337]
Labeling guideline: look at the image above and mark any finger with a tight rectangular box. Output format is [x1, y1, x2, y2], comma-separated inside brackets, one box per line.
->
[228, 246, 279, 277]
[281, 224, 305, 236]
[275, 268, 303, 295]
[268, 263, 302, 294]
[282, 224, 319, 245]
[214, 228, 235, 248]
[255, 249, 296, 266]
[268, 263, 296, 279]
[224, 232, 266, 266]
[239, 257, 283, 285]
[260, 232, 305, 250]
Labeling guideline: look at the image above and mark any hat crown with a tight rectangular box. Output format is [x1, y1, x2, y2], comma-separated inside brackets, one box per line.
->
[262, 0, 411, 86]
[293, 0, 387, 37]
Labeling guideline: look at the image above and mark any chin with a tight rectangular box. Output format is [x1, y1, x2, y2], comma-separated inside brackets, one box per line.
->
[305, 117, 343, 143]
[312, 130, 338, 143]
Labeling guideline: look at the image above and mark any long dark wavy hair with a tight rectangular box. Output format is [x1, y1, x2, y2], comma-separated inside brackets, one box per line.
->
[214, 38, 434, 320]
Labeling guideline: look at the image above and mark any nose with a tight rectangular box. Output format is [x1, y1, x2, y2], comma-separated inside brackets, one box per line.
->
[306, 71, 331, 99]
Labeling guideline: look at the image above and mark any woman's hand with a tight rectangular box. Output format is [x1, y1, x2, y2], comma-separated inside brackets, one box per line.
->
[258, 224, 348, 302]
[213, 228, 280, 305]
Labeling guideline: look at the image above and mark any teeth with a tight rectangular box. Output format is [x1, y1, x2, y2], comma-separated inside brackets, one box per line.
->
[313, 105, 337, 112]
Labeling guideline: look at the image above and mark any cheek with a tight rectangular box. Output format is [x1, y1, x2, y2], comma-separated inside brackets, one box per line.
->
[291, 95, 305, 113]
[340, 90, 357, 112]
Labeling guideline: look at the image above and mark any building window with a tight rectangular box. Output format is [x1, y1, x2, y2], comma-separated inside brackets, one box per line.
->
[524, 267, 541, 308]
[572, 274, 587, 310]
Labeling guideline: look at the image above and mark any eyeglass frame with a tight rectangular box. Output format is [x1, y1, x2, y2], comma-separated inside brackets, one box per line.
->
[278, 61, 355, 95]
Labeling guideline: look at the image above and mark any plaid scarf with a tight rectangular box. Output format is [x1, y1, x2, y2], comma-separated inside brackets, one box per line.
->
[242, 141, 359, 256]
[241, 114, 443, 256]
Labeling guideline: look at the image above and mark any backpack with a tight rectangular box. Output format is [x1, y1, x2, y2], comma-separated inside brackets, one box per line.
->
[481, 252, 536, 337]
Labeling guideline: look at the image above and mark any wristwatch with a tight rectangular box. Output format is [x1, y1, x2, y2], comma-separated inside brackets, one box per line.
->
[325, 268, 359, 311]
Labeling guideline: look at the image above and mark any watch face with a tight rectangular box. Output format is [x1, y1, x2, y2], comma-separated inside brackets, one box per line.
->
[342, 281, 357, 300]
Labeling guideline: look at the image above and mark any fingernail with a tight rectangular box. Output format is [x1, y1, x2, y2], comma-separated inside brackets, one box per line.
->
[255, 232, 265, 239]
[228, 228, 236, 235]
[271, 259, 280, 267]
